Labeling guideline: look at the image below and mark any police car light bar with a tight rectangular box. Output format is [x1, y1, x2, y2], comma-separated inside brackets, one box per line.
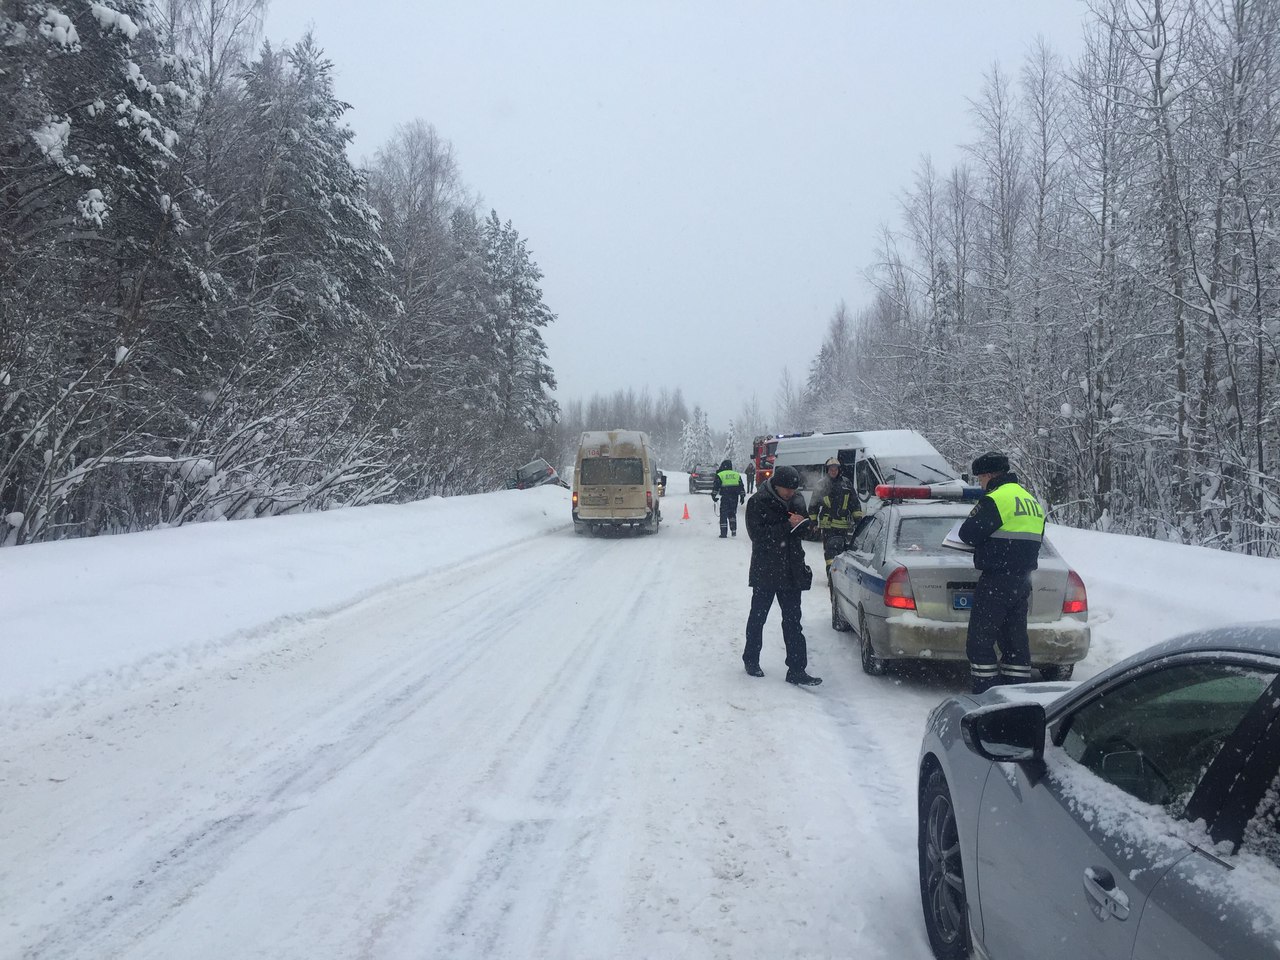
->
[875, 484, 986, 501]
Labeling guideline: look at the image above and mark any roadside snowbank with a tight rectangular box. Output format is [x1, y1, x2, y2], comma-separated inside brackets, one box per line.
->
[1048, 523, 1280, 678]
[1, 487, 570, 714]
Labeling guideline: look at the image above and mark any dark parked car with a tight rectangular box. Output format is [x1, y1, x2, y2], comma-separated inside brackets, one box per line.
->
[688, 464, 717, 494]
[509, 458, 567, 490]
[917, 623, 1280, 960]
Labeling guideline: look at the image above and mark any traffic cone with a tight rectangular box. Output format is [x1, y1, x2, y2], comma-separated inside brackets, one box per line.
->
[682, 503, 690, 521]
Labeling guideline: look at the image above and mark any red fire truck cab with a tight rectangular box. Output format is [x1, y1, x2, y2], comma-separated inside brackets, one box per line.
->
[751, 432, 812, 484]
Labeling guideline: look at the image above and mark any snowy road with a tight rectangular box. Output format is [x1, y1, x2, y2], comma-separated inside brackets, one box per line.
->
[4, 490, 951, 960]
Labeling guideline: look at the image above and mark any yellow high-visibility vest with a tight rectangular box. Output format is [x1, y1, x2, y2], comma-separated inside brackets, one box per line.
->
[988, 482, 1045, 541]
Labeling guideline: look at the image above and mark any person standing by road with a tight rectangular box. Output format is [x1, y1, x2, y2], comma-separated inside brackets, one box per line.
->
[809, 457, 862, 588]
[711, 459, 747, 538]
[742, 465, 821, 686]
[958, 451, 1045, 694]
[742, 459, 756, 494]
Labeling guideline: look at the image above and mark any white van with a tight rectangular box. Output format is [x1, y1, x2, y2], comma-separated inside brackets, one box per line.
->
[572, 430, 662, 535]
[773, 429, 962, 503]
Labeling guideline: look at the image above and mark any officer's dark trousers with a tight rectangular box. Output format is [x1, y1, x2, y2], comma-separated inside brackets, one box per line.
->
[966, 574, 1033, 693]
[744, 587, 806, 671]
[719, 498, 738, 536]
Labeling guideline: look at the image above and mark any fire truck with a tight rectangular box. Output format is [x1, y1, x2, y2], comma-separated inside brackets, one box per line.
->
[750, 432, 813, 484]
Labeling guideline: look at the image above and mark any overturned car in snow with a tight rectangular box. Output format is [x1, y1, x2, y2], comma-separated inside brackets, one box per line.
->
[508, 457, 568, 490]
[829, 484, 1089, 678]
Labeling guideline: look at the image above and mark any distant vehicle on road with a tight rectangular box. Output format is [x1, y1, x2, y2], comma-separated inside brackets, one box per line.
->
[750, 432, 813, 485]
[687, 464, 717, 494]
[572, 430, 661, 535]
[918, 623, 1280, 960]
[830, 483, 1089, 678]
[509, 458, 567, 490]
[773, 429, 960, 502]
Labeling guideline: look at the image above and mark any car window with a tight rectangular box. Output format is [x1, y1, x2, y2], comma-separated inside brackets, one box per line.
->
[1243, 760, 1280, 868]
[854, 460, 878, 499]
[580, 457, 643, 485]
[895, 516, 965, 555]
[851, 514, 880, 555]
[1060, 663, 1278, 814]
[873, 514, 890, 560]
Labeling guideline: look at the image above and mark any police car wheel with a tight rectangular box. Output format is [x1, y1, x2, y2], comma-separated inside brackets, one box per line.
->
[859, 610, 888, 676]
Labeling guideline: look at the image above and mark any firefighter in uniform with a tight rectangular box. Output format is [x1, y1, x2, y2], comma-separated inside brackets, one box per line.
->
[809, 457, 862, 587]
[711, 459, 746, 538]
[958, 451, 1045, 694]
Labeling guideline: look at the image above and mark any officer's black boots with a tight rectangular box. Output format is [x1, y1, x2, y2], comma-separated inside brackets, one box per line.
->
[744, 662, 764, 677]
[786, 671, 822, 686]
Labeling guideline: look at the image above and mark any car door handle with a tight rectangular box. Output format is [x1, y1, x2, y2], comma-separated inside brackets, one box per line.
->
[1082, 866, 1131, 921]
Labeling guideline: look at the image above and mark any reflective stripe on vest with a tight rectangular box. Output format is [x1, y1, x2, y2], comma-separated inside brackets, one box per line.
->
[717, 469, 742, 487]
[987, 482, 1045, 541]
[822, 492, 855, 529]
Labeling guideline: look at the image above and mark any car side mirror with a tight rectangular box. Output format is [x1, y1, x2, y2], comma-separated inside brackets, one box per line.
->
[961, 702, 1045, 763]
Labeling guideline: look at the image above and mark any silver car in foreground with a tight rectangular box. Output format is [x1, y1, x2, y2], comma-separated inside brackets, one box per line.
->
[917, 624, 1280, 960]
[828, 486, 1089, 677]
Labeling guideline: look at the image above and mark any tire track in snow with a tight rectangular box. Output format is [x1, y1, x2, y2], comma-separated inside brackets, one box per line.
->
[356, 536, 668, 959]
[14, 535, 610, 960]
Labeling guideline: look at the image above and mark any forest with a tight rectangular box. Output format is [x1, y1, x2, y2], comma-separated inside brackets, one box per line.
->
[790, 0, 1280, 555]
[1, 0, 558, 544]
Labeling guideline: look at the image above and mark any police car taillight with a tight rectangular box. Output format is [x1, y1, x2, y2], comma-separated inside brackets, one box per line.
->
[1063, 570, 1088, 614]
[884, 566, 916, 610]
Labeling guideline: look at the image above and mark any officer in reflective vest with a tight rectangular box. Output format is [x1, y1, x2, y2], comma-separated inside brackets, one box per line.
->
[711, 459, 746, 537]
[809, 457, 863, 587]
[958, 451, 1045, 694]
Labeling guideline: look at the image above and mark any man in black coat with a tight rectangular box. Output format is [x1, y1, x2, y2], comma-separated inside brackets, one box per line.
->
[742, 465, 822, 686]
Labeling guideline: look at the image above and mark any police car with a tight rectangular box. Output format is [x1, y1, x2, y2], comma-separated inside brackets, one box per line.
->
[829, 484, 1090, 678]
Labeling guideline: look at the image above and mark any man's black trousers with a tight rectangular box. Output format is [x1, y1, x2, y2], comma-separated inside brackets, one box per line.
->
[744, 587, 806, 671]
[966, 573, 1033, 691]
[719, 497, 739, 535]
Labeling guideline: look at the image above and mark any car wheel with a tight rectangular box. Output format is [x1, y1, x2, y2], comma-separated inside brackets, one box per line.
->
[574, 521, 585, 535]
[1039, 663, 1074, 681]
[919, 765, 971, 960]
[858, 609, 888, 676]
[831, 589, 852, 632]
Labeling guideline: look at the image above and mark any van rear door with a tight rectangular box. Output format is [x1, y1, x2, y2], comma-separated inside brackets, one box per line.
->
[579, 457, 646, 518]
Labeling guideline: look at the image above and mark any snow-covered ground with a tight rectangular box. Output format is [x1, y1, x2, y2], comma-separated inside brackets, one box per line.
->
[4, 478, 1280, 959]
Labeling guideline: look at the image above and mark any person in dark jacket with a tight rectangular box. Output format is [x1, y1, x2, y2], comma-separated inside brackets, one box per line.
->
[711, 459, 747, 538]
[742, 460, 756, 493]
[742, 465, 821, 685]
[958, 451, 1045, 694]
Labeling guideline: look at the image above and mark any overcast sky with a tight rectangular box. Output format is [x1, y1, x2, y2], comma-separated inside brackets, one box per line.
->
[263, 0, 1088, 427]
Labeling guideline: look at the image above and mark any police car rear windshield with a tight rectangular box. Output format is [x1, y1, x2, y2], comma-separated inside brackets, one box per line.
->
[580, 457, 644, 485]
[894, 516, 1058, 557]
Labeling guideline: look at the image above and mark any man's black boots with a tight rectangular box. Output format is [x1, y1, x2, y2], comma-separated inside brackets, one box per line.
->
[744, 662, 764, 677]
